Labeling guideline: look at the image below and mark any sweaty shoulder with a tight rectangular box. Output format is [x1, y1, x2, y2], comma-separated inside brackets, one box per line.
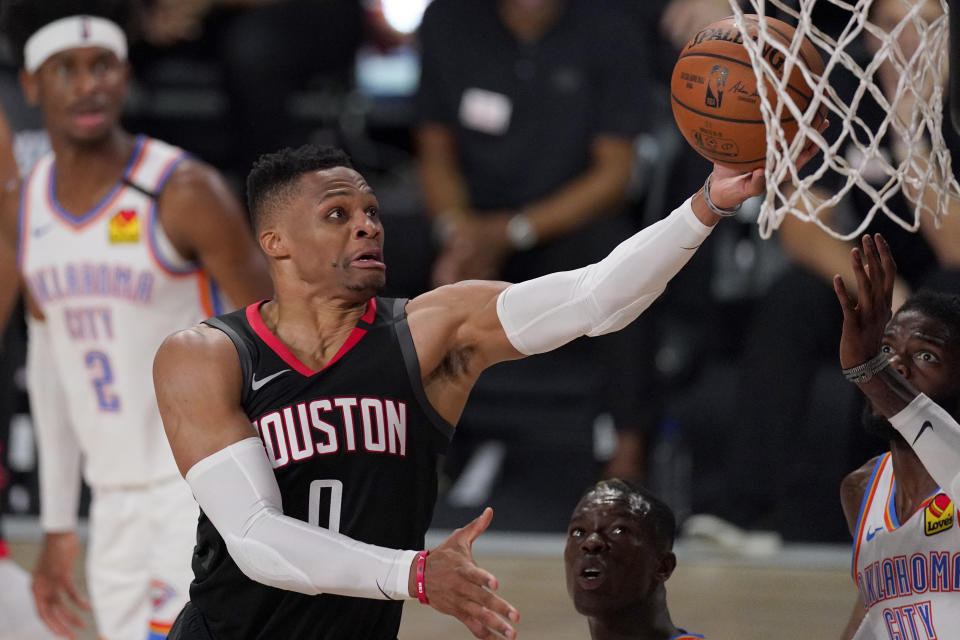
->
[155, 157, 245, 260]
[154, 323, 242, 390]
[841, 456, 881, 536]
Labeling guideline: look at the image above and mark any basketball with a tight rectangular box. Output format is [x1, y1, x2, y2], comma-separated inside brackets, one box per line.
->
[670, 15, 825, 171]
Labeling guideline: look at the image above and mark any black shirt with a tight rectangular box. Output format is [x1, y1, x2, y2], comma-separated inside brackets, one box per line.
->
[190, 298, 453, 640]
[416, 0, 649, 210]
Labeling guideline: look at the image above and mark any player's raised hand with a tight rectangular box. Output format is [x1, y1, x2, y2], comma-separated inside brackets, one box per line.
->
[421, 508, 519, 639]
[708, 118, 830, 208]
[834, 233, 898, 369]
[31, 531, 91, 639]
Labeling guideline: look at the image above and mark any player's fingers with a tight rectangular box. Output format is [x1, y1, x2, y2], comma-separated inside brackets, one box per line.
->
[745, 168, 765, 197]
[874, 233, 898, 300]
[63, 579, 92, 611]
[457, 562, 499, 592]
[52, 600, 86, 635]
[861, 235, 886, 306]
[834, 274, 854, 312]
[850, 247, 873, 309]
[38, 599, 76, 639]
[458, 507, 494, 546]
[458, 599, 518, 639]
[472, 583, 519, 624]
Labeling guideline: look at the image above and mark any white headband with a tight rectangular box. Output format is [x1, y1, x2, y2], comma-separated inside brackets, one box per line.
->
[24, 15, 127, 73]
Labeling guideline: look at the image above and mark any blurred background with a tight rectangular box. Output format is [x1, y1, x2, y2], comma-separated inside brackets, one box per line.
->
[0, 0, 915, 555]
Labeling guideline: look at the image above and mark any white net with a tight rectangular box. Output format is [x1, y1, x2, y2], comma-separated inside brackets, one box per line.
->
[729, 0, 960, 239]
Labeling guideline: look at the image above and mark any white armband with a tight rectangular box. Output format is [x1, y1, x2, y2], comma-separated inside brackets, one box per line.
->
[186, 438, 417, 599]
[26, 317, 82, 532]
[496, 197, 713, 355]
[889, 393, 960, 500]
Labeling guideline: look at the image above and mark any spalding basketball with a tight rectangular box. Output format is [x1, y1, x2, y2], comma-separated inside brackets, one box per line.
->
[670, 15, 825, 171]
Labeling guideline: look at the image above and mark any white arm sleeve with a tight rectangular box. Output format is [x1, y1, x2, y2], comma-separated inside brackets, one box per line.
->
[186, 437, 417, 599]
[496, 197, 713, 355]
[889, 393, 960, 499]
[26, 317, 82, 532]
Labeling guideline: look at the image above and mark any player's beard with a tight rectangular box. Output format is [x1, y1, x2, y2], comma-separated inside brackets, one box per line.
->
[861, 403, 901, 443]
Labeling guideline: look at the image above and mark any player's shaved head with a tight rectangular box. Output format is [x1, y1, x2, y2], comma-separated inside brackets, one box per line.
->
[573, 479, 677, 552]
[246, 144, 355, 231]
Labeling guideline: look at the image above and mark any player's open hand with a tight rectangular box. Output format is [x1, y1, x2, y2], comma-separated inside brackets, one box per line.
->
[31, 531, 91, 639]
[834, 233, 898, 369]
[423, 508, 519, 639]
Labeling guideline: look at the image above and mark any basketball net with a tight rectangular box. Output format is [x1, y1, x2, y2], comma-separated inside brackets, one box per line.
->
[729, 0, 960, 239]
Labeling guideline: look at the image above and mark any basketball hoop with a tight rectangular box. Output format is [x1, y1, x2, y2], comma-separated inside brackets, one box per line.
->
[729, 0, 960, 239]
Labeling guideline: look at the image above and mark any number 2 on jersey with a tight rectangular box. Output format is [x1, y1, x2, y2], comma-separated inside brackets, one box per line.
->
[308, 479, 343, 533]
[84, 350, 120, 411]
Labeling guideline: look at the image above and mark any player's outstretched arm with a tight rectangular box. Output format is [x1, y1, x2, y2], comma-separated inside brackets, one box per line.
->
[835, 234, 960, 497]
[154, 328, 518, 639]
[157, 159, 273, 307]
[406, 165, 777, 425]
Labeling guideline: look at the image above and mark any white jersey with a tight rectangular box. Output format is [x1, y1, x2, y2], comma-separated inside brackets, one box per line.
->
[18, 136, 225, 488]
[852, 453, 960, 640]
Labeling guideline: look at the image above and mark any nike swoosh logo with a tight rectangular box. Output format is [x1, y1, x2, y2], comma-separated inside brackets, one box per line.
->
[865, 526, 883, 542]
[251, 369, 291, 391]
[912, 420, 933, 445]
[32, 223, 55, 238]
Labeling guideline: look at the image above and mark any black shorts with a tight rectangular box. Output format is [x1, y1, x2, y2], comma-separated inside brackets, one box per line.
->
[167, 602, 214, 640]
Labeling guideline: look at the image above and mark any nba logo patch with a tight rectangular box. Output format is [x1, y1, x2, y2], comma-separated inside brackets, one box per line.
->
[704, 65, 728, 108]
[924, 493, 954, 536]
[109, 209, 139, 243]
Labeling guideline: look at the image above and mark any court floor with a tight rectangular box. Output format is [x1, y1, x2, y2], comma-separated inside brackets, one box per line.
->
[6, 524, 856, 640]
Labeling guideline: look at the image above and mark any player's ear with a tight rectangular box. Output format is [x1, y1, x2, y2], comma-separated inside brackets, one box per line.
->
[259, 228, 289, 259]
[19, 69, 39, 106]
[656, 551, 677, 582]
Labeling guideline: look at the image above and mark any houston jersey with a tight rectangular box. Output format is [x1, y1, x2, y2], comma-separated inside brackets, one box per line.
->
[851, 453, 960, 640]
[193, 298, 453, 640]
[18, 136, 225, 488]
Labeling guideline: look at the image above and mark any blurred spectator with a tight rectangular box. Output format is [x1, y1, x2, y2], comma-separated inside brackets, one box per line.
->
[134, 0, 364, 181]
[414, 0, 653, 516]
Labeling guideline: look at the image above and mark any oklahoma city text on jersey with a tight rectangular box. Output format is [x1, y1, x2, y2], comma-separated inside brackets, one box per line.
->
[853, 454, 960, 640]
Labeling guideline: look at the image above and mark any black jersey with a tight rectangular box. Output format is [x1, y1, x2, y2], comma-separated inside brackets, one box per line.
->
[190, 297, 453, 640]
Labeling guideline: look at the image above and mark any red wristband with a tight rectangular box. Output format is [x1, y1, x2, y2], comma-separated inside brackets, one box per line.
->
[416, 549, 429, 604]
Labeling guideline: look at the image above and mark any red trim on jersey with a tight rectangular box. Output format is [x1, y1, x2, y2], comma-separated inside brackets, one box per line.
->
[361, 297, 377, 323]
[882, 470, 897, 531]
[0, 538, 8, 559]
[853, 453, 890, 579]
[149, 620, 173, 634]
[245, 299, 375, 377]
[127, 137, 150, 180]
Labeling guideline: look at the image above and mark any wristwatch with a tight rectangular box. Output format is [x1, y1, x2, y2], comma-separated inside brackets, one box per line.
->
[505, 212, 538, 251]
